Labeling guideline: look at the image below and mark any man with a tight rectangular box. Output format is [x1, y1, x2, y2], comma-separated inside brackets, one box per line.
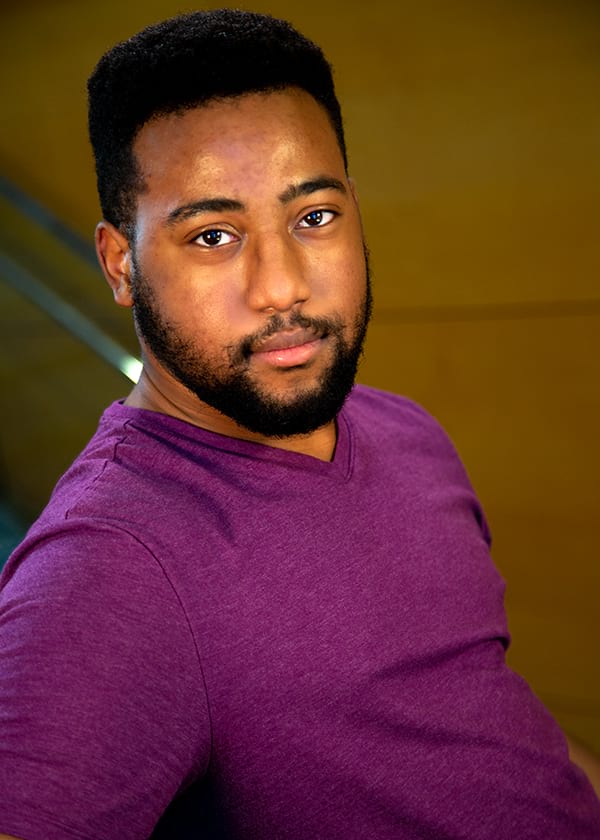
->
[0, 9, 598, 839]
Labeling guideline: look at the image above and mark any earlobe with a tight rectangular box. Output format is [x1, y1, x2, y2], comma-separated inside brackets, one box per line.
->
[95, 221, 134, 307]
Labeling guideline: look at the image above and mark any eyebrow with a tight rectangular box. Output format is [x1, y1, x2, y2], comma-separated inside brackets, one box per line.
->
[164, 176, 347, 228]
[165, 197, 245, 227]
[278, 176, 347, 204]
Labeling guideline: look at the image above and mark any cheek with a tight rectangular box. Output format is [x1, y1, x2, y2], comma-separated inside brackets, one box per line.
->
[335, 244, 368, 307]
[137, 251, 227, 328]
[163, 278, 254, 352]
[309, 234, 366, 296]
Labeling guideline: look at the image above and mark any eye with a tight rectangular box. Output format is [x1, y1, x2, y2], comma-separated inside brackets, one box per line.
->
[194, 228, 238, 248]
[296, 209, 337, 229]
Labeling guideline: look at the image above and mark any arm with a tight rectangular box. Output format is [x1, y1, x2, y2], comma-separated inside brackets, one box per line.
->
[566, 735, 600, 798]
[0, 525, 210, 840]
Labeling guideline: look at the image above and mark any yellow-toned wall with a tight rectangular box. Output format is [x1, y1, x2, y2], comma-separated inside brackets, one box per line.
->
[1, 0, 599, 748]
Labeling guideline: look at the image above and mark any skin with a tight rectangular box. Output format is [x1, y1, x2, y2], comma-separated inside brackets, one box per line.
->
[96, 88, 368, 461]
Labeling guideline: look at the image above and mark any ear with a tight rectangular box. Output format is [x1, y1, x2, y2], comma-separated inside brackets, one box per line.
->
[95, 221, 134, 307]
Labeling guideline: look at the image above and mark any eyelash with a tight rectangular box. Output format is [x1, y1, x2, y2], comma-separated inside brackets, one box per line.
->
[193, 208, 338, 248]
[296, 209, 338, 229]
[194, 229, 238, 248]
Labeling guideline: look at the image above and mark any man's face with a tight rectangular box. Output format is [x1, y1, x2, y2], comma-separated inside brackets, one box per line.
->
[129, 88, 371, 437]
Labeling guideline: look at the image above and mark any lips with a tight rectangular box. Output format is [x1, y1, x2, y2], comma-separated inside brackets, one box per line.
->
[252, 327, 322, 354]
[250, 328, 325, 368]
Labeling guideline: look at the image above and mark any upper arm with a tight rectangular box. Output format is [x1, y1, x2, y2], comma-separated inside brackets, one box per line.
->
[0, 525, 211, 840]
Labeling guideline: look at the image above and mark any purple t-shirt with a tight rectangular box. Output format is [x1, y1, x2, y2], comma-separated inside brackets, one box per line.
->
[1, 385, 599, 839]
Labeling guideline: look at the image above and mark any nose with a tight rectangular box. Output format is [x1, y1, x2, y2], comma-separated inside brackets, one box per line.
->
[245, 233, 310, 313]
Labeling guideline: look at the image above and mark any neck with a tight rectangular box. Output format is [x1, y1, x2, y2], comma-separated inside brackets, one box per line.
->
[124, 368, 338, 462]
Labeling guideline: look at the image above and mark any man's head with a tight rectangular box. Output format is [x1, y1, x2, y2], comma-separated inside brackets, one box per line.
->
[90, 11, 371, 442]
[88, 9, 347, 236]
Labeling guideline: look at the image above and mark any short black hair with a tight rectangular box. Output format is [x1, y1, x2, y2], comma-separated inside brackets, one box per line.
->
[87, 9, 347, 234]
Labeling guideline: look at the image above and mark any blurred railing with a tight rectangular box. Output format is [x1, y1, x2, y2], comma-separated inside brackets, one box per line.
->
[0, 177, 140, 566]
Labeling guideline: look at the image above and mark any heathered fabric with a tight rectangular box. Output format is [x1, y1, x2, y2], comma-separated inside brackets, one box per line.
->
[0, 385, 598, 840]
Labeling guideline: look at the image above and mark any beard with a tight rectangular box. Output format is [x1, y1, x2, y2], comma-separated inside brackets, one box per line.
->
[130, 249, 372, 438]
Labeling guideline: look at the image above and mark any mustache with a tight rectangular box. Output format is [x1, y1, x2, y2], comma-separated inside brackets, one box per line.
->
[229, 310, 345, 366]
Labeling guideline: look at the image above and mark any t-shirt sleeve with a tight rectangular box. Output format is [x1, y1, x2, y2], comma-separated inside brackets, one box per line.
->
[0, 521, 211, 840]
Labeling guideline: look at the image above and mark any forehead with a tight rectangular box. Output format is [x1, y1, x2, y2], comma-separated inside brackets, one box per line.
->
[132, 88, 346, 204]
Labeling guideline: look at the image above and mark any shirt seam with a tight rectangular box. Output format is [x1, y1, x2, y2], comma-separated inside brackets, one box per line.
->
[63, 425, 131, 521]
[104, 522, 215, 782]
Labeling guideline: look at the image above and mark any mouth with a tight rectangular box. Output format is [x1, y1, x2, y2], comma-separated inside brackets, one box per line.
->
[250, 328, 326, 369]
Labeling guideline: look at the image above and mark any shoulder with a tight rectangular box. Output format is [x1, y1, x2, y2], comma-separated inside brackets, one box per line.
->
[0, 518, 210, 838]
[345, 385, 481, 492]
[34, 402, 196, 542]
[0, 520, 196, 656]
[344, 384, 453, 450]
[345, 385, 491, 544]
[346, 383, 439, 422]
